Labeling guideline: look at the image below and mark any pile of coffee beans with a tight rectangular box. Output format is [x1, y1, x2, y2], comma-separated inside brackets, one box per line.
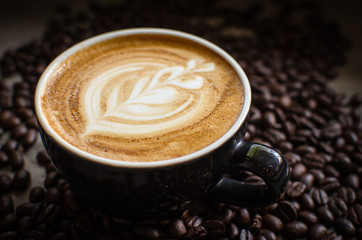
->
[1, 0, 361, 239]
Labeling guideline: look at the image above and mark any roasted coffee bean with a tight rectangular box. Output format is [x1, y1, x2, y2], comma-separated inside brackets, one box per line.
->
[250, 214, 262, 230]
[328, 197, 348, 218]
[324, 165, 340, 178]
[2, 116, 21, 129]
[15, 202, 41, 221]
[334, 218, 356, 237]
[257, 229, 276, 240]
[283, 221, 308, 239]
[229, 223, 239, 239]
[338, 187, 356, 204]
[262, 214, 283, 232]
[300, 193, 315, 210]
[346, 173, 360, 189]
[323, 121, 342, 139]
[239, 229, 253, 240]
[300, 173, 314, 191]
[0, 195, 14, 216]
[0, 231, 17, 240]
[167, 219, 186, 238]
[46, 187, 64, 204]
[29, 186, 46, 203]
[14, 107, 34, 120]
[316, 206, 335, 225]
[309, 224, 327, 240]
[43, 204, 64, 225]
[25, 230, 47, 240]
[3, 140, 18, 153]
[0, 151, 9, 166]
[37, 151, 51, 166]
[134, 224, 160, 240]
[10, 124, 27, 140]
[203, 219, 226, 237]
[295, 145, 316, 155]
[0, 174, 12, 192]
[44, 171, 60, 188]
[291, 163, 306, 180]
[275, 201, 297, 223]
[309, 169, 325, 184]
[50, 232, 70, 240]
[0, 214, 17, 231]
[8, 149, 24, 170]
[17, 215, 32, 234]
[283, 152, 301, 166]
[319, 177, 341, 192]
[312, 188, 329, 206]
[12, 169, 30, 190]
[303, 153, 325, 169]
[64, 189, 80, 212]
[335, 152, 353, 173]
[286, 181, 306, 198]
[21, 128, 38, 148]
[215, 208, 234, 224]
[298, 210, 318, 226]
[235, 208, 250, 228]
[348, 204, 362, 226]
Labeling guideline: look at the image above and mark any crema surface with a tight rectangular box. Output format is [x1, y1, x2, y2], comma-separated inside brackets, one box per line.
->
[42, 35, 244, 162]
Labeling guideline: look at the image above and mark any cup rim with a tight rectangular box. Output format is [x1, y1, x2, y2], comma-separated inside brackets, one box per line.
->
[34, 27, 252, 169]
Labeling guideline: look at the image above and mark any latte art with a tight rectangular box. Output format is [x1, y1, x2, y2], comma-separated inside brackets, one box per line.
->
[85, 60, 214, 135]
[41, 34, 244, 162]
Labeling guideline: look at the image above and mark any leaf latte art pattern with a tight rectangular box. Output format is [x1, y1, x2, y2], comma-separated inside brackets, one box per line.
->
[84, 60, 215, 136]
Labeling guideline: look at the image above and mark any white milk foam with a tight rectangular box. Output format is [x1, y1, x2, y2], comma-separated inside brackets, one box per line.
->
[84, 60, 214, 135]
[42, 35, 244, 162]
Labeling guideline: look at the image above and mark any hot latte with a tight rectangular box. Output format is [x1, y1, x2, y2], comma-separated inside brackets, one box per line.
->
[41, 34, 244, 162]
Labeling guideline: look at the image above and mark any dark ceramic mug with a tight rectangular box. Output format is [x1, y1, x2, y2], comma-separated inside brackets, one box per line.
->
[35, 28, 289, 218]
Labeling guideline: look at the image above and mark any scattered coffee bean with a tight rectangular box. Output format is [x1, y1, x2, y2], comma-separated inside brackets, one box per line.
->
[0, 195, 14, 216]
[0, 174, 12, 192]
[275, 201, 297, 223]
[334, 218, 356, 237]
[309, 224, 327, 240]
[11, 169, 30, 190]
[286, 181, 306, 198]
[328, 197, 348, 218]
[262, 214, 283, 232]
[283, 221, 308, 239]
[0, 1, 360, 239]
[29, 186, 46, 203]
[316, 206, 335, 225]
[298, 210, 318, 226]
[235, 208, 250, 228]
[348, 204, 362, 226]
[134, 224, 160, 240]
[167, 219, 187, 238]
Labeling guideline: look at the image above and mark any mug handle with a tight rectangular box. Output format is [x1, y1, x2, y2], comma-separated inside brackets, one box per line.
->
[208, 140, 290, 207]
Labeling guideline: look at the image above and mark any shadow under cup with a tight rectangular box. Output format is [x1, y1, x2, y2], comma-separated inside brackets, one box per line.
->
[35, 28, 290, 218]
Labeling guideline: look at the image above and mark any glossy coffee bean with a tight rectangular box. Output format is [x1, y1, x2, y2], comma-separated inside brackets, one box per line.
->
[0, 174, 12, 192]
[234, 208, 250, 228]
[0, 195, 14, 216]
[328, 197, 347, 218]
[283, 221, 308, 239]
[309, 224, 327, 240]
[167, 219, 187, 238]
[29, 186, 45, 203]
[262, 214, 283, 232]
[334, 218, 356, 237]
[316, 206, 335, 225]
[12, 169, 30, 190]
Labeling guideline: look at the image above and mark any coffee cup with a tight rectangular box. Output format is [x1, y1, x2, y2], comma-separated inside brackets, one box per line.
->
[35, 28, 289, 218]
